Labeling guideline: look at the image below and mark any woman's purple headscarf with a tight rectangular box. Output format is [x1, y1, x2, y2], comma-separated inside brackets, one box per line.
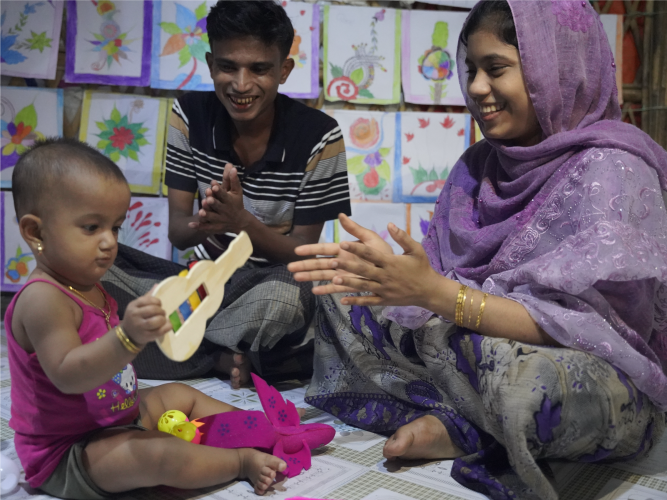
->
[385, 0, 667, 409]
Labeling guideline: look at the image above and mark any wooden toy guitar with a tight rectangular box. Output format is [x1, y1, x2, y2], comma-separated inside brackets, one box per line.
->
[152, 232, 252, 362]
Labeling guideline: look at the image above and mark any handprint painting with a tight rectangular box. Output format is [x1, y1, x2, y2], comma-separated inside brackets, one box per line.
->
[402, 10, 468, 105]
[331, 110, 397, 202]
[151, 0, 216, 90]
[1, 87, 63, 188]
[1, 0, 64, 79]
[65, 0, 152, 85]
[324, 5, 401, 104]
[396, 112, 470, 203]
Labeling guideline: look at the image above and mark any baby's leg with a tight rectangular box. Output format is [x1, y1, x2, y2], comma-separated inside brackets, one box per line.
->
[137, 382, 238, 428]
[82, 428, 286, 494]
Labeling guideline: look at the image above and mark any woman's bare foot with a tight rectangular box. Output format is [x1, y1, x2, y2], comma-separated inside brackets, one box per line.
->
[383, 415, 465, 461]
[215, 349, 251, 389]
[238, 448, 286, 495]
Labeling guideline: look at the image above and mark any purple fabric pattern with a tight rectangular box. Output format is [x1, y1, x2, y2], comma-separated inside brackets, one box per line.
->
[384, 0, 667, 410]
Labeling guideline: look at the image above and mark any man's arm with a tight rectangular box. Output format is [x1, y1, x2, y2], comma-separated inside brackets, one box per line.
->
[168, 188, 208, 250]
[190, 168, 323, 263]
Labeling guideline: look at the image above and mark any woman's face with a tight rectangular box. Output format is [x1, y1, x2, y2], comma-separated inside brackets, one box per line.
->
[465, 30, 542, 147]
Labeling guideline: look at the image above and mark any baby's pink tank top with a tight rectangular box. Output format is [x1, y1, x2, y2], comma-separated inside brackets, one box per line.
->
[4, 279, 140, 488]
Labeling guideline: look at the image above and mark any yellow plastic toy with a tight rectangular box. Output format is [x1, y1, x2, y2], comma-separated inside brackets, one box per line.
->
[157, 409, 188, 433]
[152, 232, 252, 362]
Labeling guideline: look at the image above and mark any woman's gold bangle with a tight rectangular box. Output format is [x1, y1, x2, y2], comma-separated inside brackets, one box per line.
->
[455, 284, 467, 326]
[468, 291, 474, 328]
[115, 326, 142, 354]
[475, 293, 489, 329]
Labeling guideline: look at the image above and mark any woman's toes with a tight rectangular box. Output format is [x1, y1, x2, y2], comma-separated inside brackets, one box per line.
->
[383, 428, 413, 459]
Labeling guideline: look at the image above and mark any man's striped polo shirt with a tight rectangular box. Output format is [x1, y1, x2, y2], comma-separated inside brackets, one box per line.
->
[165, 92, 351, 261]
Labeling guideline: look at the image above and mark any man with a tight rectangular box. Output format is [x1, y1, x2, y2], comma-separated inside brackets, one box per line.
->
[103, 1, 350, 388]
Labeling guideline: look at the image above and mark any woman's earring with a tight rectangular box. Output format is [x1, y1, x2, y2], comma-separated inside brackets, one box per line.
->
[36, 242, 43, 255]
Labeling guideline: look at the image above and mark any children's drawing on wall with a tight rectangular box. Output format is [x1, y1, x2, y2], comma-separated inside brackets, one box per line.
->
[120, 197, 171, 260]
[335, 202, 406, 255]
[1, 86, 63, 188]
[396, 112, 469, 203]
[324, 5, 401, 104]
[402, 10, 468, 105]
[279, 2, 319, 99]
[407, 204, 434, 245]
[1, 0, 64, 79]
[151, 0, 215, 90]
[331, 110, 396, 202]
[1, 192, 37, 292]
[65, 0, 152, 85]
[80, 91, 168, 194]
[419, 22, 455, 104]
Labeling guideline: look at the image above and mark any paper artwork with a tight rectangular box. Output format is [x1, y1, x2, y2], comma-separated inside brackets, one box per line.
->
[593, 478, 666, 500]
[600, 14, 623, 104]
[336, 203, 407, 255]
[396, 112, 470, 203]
[401, 10, 468, 105]
[1, 86, 64, 188]
[407, 204, 434, 245]
[80, 91, 169, 194]
[374, 458, 488, 499]
[0, 0, 64, 79]
[119, 197, 171, 260]
[324, 5, 401, 104]
[279, 2, 319, 99]
[151, 0, 216, 90]
[65, 0, 151, 85]
[331, 110, 397, 202]
[1, 192, 36, 292]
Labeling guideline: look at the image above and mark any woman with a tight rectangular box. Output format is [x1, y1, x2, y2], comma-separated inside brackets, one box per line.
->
[288, 1, 667, 499]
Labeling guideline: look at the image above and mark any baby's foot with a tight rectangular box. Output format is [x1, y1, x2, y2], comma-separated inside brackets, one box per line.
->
[215, 349, 251, 389]
[383, 415, 465, 461]
[238, 448, 286, 495]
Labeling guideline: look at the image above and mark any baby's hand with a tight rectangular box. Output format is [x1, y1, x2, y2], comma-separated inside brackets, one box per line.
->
[121, 288, 171, 346]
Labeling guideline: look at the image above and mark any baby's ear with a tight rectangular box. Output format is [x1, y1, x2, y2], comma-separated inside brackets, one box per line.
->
[19, 214, 43, 252]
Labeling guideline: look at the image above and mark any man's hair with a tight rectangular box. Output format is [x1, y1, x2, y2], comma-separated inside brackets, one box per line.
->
[207, 1, 294, 60]
[461, 0, 518, 49]
[12, 137, 127, 218]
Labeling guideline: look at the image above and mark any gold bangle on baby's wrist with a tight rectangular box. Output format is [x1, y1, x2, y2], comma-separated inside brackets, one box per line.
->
[115, 326, 142, 354]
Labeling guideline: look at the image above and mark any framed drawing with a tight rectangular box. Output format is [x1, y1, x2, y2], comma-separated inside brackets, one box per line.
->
[120, 197, 171, 259]
[279, 2, 319, 99]
[1, 0, 64, 79]
[406, 203, 435, 245]
[1, 192, 36, 292]
[65, 0, 152, 85]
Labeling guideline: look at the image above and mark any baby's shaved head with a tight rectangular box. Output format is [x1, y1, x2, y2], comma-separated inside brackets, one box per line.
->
[12, 137, 128, 218]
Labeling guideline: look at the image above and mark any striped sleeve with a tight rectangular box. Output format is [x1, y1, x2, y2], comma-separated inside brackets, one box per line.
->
[293, 123, 351, 225]
[164, 98, 198, 193]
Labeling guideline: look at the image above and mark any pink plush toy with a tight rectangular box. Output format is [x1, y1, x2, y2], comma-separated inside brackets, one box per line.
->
[192, 374, 335, 477]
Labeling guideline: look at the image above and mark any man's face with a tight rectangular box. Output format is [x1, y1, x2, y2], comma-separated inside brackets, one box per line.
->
[206, 36, 294, 124]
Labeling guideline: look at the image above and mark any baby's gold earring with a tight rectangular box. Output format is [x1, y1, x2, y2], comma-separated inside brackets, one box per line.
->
[36, 242, 44, 255]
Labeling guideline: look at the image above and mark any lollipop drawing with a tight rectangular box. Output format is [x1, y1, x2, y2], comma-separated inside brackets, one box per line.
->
[418, 21, 455, 104]
[327, 9, 388, 101]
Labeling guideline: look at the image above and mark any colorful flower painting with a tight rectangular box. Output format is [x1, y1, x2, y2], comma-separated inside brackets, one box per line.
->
[80, 91, 169, 195]
[151, 0, 216, 90]
[120, 197, 170, 259]
[402, 10, 468, 106]
[1, 192, 38, 291]
[279, 2, 319, 99]
[65, 0, 152, 85]
[1, 87, 63, 188]
[324, 5, 401, 104]
[396, 112, 470, 203]
[331, 110, 397, 202]
[1, 1, 63, 79]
